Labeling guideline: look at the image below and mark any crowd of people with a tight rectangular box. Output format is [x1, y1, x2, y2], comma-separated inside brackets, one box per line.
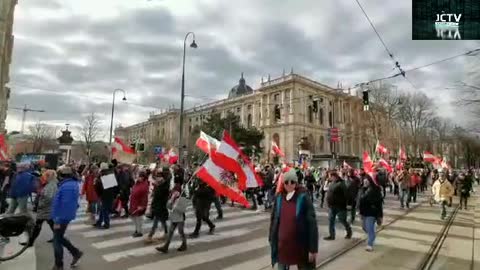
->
[0, 158, 478, 270]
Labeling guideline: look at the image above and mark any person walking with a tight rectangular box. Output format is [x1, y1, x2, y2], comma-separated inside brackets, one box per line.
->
[346, 169, 361, 224]
[304, 169, 316, 202]
[397, 169, 410, 209]
[129, 171, 149, 238]
[116, 164, 134, 218]
[269, 169, 318, 270]
[146, 167, 171, 243]
[454, 172, 473, 210]
[319, 171, 331, 208]
[51, 166, 83, 270]
[189, 180, 215, 238]
[7, 163, 36, 214]
[81, 165, 99, 225]
[324, 171, 352, 241]
[27, 170, 58, 247]
[359, 174, 383, 252]
[94, 163, 119, 229]
[156, 184, 188, 253]
[432, 169, 454, 220]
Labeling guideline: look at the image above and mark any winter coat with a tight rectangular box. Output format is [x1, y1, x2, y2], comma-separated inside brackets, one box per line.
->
[269, 188, 318, 267]
[116, 170, 134, 196]
[37, 179, 58, 220]
[326, 179, 348, 210]
[455, 176, 473, 197]
[150, 176, 170, 220]
[432, 179, 454, 203]
[51, 178, 79, 224]
[304, 174, 315, 190]
[174, 168, 185, 186]
[346, 176, 361, 206]
[9, 171, 36, 199]
[359, 186, 383, 218]
[94, 169, 119, 203]
[376, 171, 387, 187]
[192, 181, 215, 209]
[82, 174, 99, 202]
[129, 180, 149, 216]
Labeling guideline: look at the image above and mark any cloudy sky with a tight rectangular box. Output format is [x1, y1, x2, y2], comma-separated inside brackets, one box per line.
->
[6, 0, 480, 139]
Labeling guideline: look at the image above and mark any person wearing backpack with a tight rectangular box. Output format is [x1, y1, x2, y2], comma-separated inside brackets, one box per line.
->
[269, 169, 318, 269]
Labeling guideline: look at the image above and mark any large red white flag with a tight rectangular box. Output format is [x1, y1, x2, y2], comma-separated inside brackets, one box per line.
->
[0, 134, 8, 161]
[196, 159, 250, 207]
[196, 131, 220, 154]
[167, 149, 178, 164]
[375, 140, 388, 155]
[210, 131, 263, 190]
[112, 137, 136, 164]
[378, 158, 393, 173]
[363, 151, 374, 174]
[271, 141, 285, 157]
[423, 151, 436, 163]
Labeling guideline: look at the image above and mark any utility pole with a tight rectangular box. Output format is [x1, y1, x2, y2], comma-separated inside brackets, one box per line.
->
[11, 104, 45, 134]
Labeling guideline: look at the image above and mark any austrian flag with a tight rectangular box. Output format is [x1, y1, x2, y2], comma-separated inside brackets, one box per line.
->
[196, 131, 220, 154]
[375, 140, 388, 154]
[0, 134, 8, 161]
[111, 137, 135, 155]
[271, 141, 285, 157]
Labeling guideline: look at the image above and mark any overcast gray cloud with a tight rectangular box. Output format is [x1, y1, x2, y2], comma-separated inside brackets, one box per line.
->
[7, 0, 479, 136]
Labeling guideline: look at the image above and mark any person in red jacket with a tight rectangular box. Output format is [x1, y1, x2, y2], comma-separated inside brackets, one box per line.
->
[82, 164, 99, 225]
[407, 169, 420, 204]
[130, 171, 149, 238]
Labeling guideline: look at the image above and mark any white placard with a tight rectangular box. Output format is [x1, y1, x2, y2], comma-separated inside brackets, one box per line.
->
[149, 163, 156, 170]
[101, 174, 117, 189]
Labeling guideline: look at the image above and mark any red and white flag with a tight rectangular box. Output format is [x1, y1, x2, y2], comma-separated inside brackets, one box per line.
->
[399, 147, 407, 160]
[363, 151, 373, 174]
[167, 149, 178, 164]
[423, 151, 436, 163]
[271, 141, 285, 157]
[111, 137, 136, 164]
[0, 134, 8, 161]
[375, 140, 388, 155]
[378, 158, 393, 173]
[196, 159, 250, 207]
[210, 131, 263, 190]
[196, 131, 220, 154]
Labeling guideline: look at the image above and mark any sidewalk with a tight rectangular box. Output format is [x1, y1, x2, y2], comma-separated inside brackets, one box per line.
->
[317, 195, 478, 270]
[1, 247, 36, 270]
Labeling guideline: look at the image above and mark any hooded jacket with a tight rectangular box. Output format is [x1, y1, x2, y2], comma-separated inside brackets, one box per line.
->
[51, 178, 79, 224]
[9, 170, 36, 199]
[432, 179, 454, 203]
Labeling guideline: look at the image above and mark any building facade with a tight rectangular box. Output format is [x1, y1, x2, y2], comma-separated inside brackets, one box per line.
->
[0, 0, 17, 133]
[115, 73, 397, 167]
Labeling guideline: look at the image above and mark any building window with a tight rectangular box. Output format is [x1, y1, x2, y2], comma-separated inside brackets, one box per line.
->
[319, 108, 324, 125]
[189, 126, 192, 133]
[237, 107, 241, 113]
[330, 142, 334, 152]
[247, 114, 252, 128]
[308, 106, 313, 123]
[195, 117, 198, 122]
[328, 111, 333, 127]
[247, 104, 252, 110]
[274, 94, 279, 101]
[320, 136, 325, 151]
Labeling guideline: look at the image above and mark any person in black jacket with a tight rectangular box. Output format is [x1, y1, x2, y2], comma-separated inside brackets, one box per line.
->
[189, 179, 215, 238]
[146, 167, 171, 243]
[346, 169, 361, 224]
[304, 169, 316, 202]
[359, 175, 383, 252]
[116, 164, 134, 218]
[94, 163, 119, 229]
[324, 172, 352, 241]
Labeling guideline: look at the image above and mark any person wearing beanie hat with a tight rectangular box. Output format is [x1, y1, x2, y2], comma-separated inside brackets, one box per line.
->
[269, 169, 318, 269]
[324, 171, 352, 241]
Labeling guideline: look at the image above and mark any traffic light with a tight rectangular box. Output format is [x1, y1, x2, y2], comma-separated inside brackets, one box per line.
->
[362, 90, 369, 111]
[274, 105, 281, 120]
[312, 100, 318, 113]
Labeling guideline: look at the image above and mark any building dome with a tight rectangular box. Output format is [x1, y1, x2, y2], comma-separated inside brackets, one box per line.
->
[228, 73, 253, 99]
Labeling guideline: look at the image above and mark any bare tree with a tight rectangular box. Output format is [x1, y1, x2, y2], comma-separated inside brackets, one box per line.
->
[81, 113, 102, 161]
[455, 81, 480, 126]
[428, 117, 452, 154]
[28, 122, 57, 153]
[397, 92, 434, 156]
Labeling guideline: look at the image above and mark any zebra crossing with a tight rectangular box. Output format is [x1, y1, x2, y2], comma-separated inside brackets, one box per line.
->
[68, 194, 416, 270]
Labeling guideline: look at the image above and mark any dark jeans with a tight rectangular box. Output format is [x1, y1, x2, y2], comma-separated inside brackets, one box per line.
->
[320, 190, 327, 208]
[246, 189, 258, 210]
[408, 187, 417, 204]
[119, 191, 130, 217]
[30, 218, 54, 245]
[328, 208, 352, 238]
[460, 194, 469, 209]
[97, 199, 113, 227]
[0, 190, 8, 214]
[164, 222, 186, 249]
[348, 202, 357, 223]
[148, 216, 168, 238]
[193, 204, 215, 234]
[213, 196, 223, 218]
[53, 224, 81, 267]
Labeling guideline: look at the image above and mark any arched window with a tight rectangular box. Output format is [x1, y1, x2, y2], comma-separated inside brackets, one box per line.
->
[319, 108, 324, 125]
[247, 114, 252, 128]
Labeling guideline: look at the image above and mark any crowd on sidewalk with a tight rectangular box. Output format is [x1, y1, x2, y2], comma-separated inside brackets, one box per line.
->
[0, 158, 478, 270]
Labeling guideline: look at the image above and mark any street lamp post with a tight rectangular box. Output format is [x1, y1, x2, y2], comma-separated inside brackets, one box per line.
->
[178, 32, 197, 165]
[109, 89, 127, 145]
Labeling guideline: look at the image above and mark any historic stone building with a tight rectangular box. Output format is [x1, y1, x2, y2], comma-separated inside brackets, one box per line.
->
[0, 0, 17, 133]
[115, 72, 398, 167]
